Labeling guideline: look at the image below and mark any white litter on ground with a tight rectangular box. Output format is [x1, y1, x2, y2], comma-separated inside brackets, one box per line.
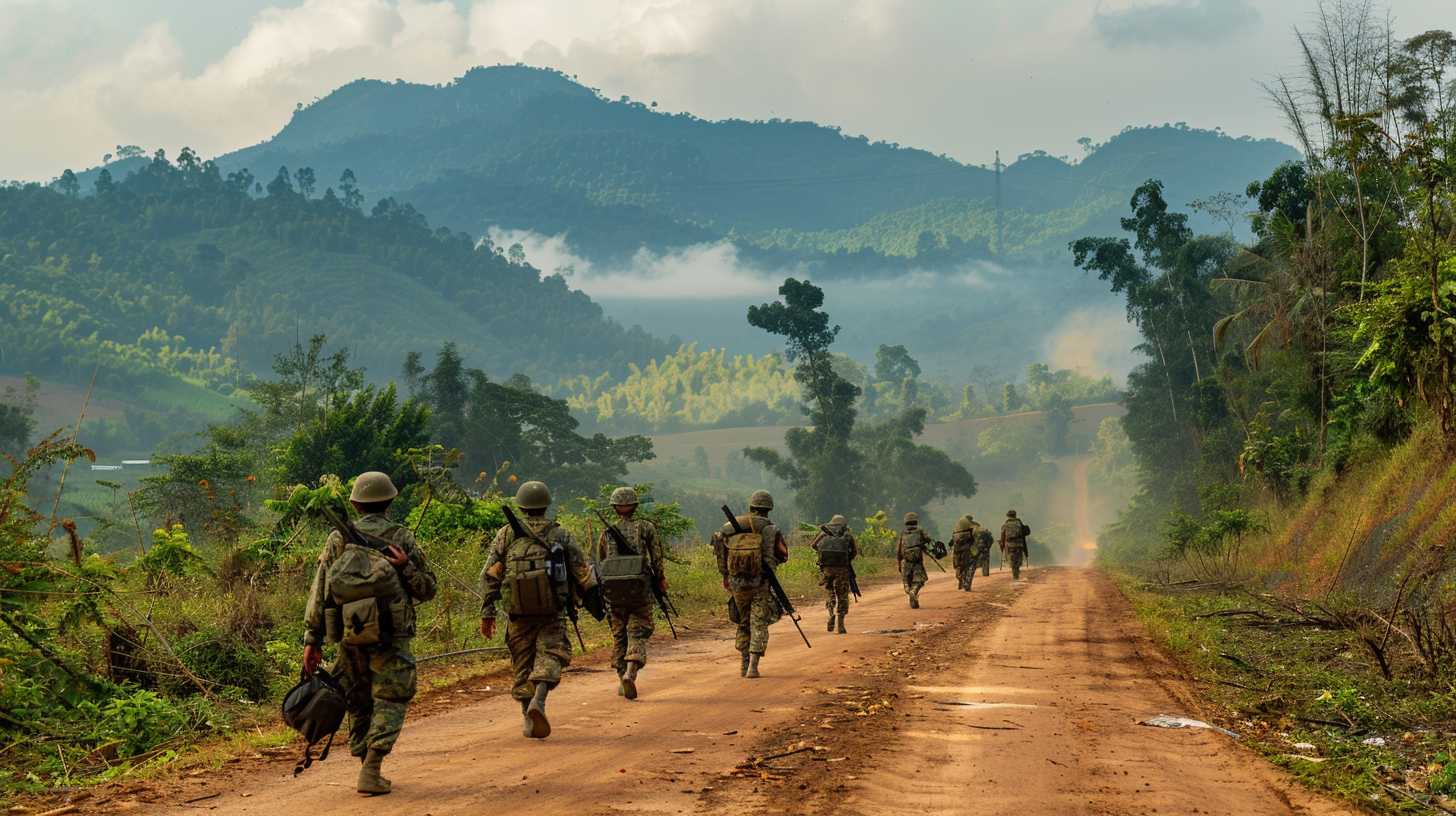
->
[1139, 715, 1240, 739]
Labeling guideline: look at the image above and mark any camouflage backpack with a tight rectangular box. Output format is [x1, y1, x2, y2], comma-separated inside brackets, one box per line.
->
[502, 525, 564, 618]
[325, 532, 405, 647]
[725, 517, 764, 579]
[598, 521, 652, 607]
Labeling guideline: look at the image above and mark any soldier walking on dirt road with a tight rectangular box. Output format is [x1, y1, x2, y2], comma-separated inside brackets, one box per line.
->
[1000, 509, 1032, 580]
[478, 480, 599, 739]
[593, 486, 665, 700]
[811, 514, 858, 634]
[950, 514, 983, 591]
[302, 471, 438, 796]
[897, 512, 932, 608]
[713, 490, 788, 678]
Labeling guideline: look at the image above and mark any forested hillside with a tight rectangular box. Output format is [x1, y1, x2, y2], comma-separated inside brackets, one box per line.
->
[200, 65, 1297, 265]
[1, 149, 669, 400]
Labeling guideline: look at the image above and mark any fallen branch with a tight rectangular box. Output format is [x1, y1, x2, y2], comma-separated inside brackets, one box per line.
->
[752, 746, 815, 764]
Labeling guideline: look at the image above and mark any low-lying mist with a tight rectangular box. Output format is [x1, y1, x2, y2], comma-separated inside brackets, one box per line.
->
[493, 227, 1138, 385]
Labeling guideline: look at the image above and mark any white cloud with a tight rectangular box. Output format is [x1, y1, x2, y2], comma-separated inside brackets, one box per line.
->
[488, 227, 786, 300]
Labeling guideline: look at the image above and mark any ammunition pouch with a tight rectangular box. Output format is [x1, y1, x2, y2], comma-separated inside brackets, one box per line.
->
[340, 596, 395, 647]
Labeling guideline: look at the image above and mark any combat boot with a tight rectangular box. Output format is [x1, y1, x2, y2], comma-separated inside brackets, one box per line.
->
[356, 749, 391, 796]
[836, 614, 846, 634]
[739, 652, 750, 677]
[910, 595, 920, 609]
[827, 614, 835, 632]
[520, 698, 533, 738]
[746, 653, 762, 679]
[621, 661, 640, 700]
[526, 682, 552, 739]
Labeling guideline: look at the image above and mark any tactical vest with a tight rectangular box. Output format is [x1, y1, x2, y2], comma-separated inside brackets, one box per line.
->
[900, 530, 928, 561]
[325, 532, 407, 648]
[502, 523, 567, 618]
[951, 528, 979, 554]
[818, 530, 853, 568]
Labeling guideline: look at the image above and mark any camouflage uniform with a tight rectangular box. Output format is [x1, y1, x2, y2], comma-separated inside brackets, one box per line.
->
[713, 512, 787, 663]
[479, 516, 597, 703]
[950, 518, 983, 591]
[303, 513, 437, 759]
[977, 530, 994, 576]
[1000, 514, 1031, 580]
[897, 526, 932, 607]
[811, 520, 858, 631]
[594, 516, 663, 673]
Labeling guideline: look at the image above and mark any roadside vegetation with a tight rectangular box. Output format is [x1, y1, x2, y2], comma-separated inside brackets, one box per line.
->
[1089, 7, 1456, 812]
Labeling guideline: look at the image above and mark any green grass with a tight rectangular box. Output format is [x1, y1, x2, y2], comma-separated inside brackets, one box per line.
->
[1117, 574, 1456, 814]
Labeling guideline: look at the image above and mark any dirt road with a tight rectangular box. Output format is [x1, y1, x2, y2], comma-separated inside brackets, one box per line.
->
[153, 568, 1355, 816]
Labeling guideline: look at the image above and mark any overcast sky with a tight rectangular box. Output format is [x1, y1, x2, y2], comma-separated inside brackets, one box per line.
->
[1, 0, 1449, 182]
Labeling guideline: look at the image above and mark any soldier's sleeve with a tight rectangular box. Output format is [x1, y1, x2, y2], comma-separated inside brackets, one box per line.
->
[395, 528, 438, 603]
[849, 533, 860, 559]
[566, 534, 597, 591]
[712, 527, 729, 578]
[644, 521, 665, 580]
[895, 534, 904, 561]
[593, 529, 609, 563]
[479, 527, 510, 615]
[809, 531, 825, 552]
[302, 531, 342, 647]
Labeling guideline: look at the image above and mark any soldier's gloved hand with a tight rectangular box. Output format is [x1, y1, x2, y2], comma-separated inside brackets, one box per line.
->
[302, 644, 323, 676]
[479, 617, 496, 640]
[657, 575, 669, 592]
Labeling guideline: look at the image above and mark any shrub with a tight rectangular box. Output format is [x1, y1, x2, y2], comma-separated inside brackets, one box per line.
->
[170, 629, 270, 701]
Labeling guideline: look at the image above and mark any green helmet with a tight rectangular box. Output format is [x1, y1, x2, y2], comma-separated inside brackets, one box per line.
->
[829, 514, 847, 527]
[350, 471, 397, 503]
[748, 490, 774, 510]
[610, 486, 639, 506]
[954, 515, 975, 533]
[903, 512, 919, 526]
[515, 480, 552, 510]
[1007, 509, 1018, 518]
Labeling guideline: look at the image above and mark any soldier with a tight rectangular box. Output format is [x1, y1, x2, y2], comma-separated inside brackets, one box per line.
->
[1000, 509, 1032, 580]
[897, 512, 933, 608]
[950, 514, 983, 591]
[594, 486, 665, 700]
[478, 480, 598, 739]
[302, 471, 437, 796]
[713, 490, 788, 678]
[811, 514, 857, 634]
[977, 526, 994, 576]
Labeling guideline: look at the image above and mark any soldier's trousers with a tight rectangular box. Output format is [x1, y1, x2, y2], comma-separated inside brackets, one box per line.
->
[609, 602, 655, 671]
[505, 616, 573, 701]
[334, 639, 417, 757]
[952, 551, 974, 590]
[821, 568, 851, 617]
[901, 560, 928, 602]
[979, 549, 991, 576]
[1008, 547, 1026, 579]
[731, 585, 779, 655]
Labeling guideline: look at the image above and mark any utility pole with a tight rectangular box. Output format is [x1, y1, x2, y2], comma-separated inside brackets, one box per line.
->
[993, 150, 1005, 257]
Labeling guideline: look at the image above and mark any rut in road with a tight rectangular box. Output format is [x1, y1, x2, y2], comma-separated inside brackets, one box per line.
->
[143, 568, 1352, 816]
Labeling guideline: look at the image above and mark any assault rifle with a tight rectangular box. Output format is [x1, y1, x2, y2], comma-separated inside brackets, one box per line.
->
[817, 525, 861, 601]
[594, 510, 679, 639]
[722, 505, 811, 649]
[501, 504, 587, 653]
